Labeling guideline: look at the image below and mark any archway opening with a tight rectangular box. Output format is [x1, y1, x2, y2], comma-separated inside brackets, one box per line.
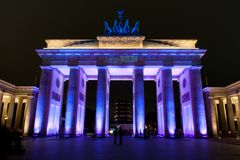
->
[173, 81, 183, 132]
[60, 80, 68, 135]
[84, 81, 97, 135]
[144, 81, 157, 135]
[109, 81, 133, 135]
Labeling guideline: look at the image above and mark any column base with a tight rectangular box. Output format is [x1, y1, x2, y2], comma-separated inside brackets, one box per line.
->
[134, 134, 144, 138]
[94, 134, 106, 138]
[157, 134, 165, 138]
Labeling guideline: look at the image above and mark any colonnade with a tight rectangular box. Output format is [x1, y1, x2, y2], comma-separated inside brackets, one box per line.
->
[0, 90, 37, 135]
[34, 66, 208, 138]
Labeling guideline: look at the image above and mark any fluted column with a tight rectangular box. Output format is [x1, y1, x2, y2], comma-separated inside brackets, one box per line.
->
[226, 97, 235, 134]
[179, 67, 207, 137]
[65, 67, 80, 136]
[206, 97, 218, 137]
[0, 90, 3, 122]
[34, 67, 53, 136]
[23, 96, 36, 135]
[189, 67, 208, 137]
[155, 70, 165, 137]
[104, 72, 110, 137]
[14, 97, 24, 128]
[161, 67, 176, 137]
[1, 100, 9, 126]
[95, 67, 110, 137]
[76, 68, 87, 136]
[237, 95, 240, 130]
[6, 95, 16, 128]
[133, 67, 145, 137]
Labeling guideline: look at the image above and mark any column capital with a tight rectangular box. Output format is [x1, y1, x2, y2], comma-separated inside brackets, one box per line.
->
[27, 95, 34, 99]
[161, 66, 173, 69]
[217, 97, 226, 101]
[208, 96, 216, 100]
[40, 66, 53, 70]
[69, 66, 80, 69]
[133, 66, 144, 69]
[190, 66, 203, 70]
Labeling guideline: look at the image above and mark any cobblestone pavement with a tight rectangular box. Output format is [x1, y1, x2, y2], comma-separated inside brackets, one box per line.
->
[3, 136, 240, 160]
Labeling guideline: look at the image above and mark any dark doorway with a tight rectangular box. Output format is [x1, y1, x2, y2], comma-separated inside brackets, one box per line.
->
[11, 103, 18, 128]
[61, 80, 69, 132]
[110, 81, 132, 134]
[216, 104, 222, 130]
[144, 81, 157, 135]
[85, 81, 97, 134]
[19, 103, 26, 128]
[173, 81, 182, 130]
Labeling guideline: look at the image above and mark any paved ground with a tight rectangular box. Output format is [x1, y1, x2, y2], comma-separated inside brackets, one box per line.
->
[3, 136, 240, 160]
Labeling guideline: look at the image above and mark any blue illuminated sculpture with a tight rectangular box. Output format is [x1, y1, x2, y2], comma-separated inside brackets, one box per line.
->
[104, 10, 140, 36]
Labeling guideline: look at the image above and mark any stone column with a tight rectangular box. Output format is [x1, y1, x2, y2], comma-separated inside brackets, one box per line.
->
[133, 67, 145, 137]
[14, 97, 24, 128]
[76, 68, 87, 136]
[104, 72, 110, 137]
[155, 70, 165, 137]
[65, 67, 79, 136]
[161, 67, 176, 137]
[1, 101, 9, 126]
[0, 90, 4, 125]
[23, 96, 36, 136]
[189, 67, 208, 137]
[34, 67, 53, 136]
[206, 97, 218, 137]
[237, 94, 240, 130]
[95, 67, 110, 137]
[218, 98, 228, 133]
[6, 95, 16, 128]
[226, 97, 235, 134]
[0, 90, 3, 121]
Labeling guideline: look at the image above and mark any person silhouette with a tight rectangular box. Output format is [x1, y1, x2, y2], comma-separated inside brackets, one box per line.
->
[118, 126, 123, 145]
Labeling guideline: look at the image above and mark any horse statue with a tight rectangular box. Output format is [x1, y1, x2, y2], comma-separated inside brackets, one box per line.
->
[131, 20, 140, 35]
[123, 19, 130, 35]
[104, 21, 112, 35]
[103, 10, 140, 36]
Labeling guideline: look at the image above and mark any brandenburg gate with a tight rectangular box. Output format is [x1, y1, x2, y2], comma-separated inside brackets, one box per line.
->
[33, 11, 208, 138]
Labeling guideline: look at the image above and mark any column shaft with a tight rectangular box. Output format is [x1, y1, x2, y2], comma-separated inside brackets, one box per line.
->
[34, 68, 53, 136]
[209, 98, 218, 137]
[1, 101, 8, 126]
[14, 97, 24, 128]
[76, 69, 87, 136]
[65, 68, 79, 136]
[95, 67, 109, 137]
[226, 97, 235, 134]
[104, 73, 110, 136]
[23, 96, 36, 135]
[161, 67, 176, 137]
[189, 67, 208, 137]
[0, 91, 3, 122]
[6, 95, 16, 128]
[156, 70, 165, 136]
[133, 67, 145, 136]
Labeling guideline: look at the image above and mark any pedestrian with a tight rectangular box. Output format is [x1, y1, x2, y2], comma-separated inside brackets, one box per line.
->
[118, 126, 123, 145]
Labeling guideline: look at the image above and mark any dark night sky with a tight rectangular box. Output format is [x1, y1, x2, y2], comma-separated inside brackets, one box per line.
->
[0, 1, 239, 114]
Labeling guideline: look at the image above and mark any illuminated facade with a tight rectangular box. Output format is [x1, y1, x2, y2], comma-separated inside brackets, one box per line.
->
[0, 79, 38, 135]
[33, 35, 208, 138]
[204, 81, 240, 137]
